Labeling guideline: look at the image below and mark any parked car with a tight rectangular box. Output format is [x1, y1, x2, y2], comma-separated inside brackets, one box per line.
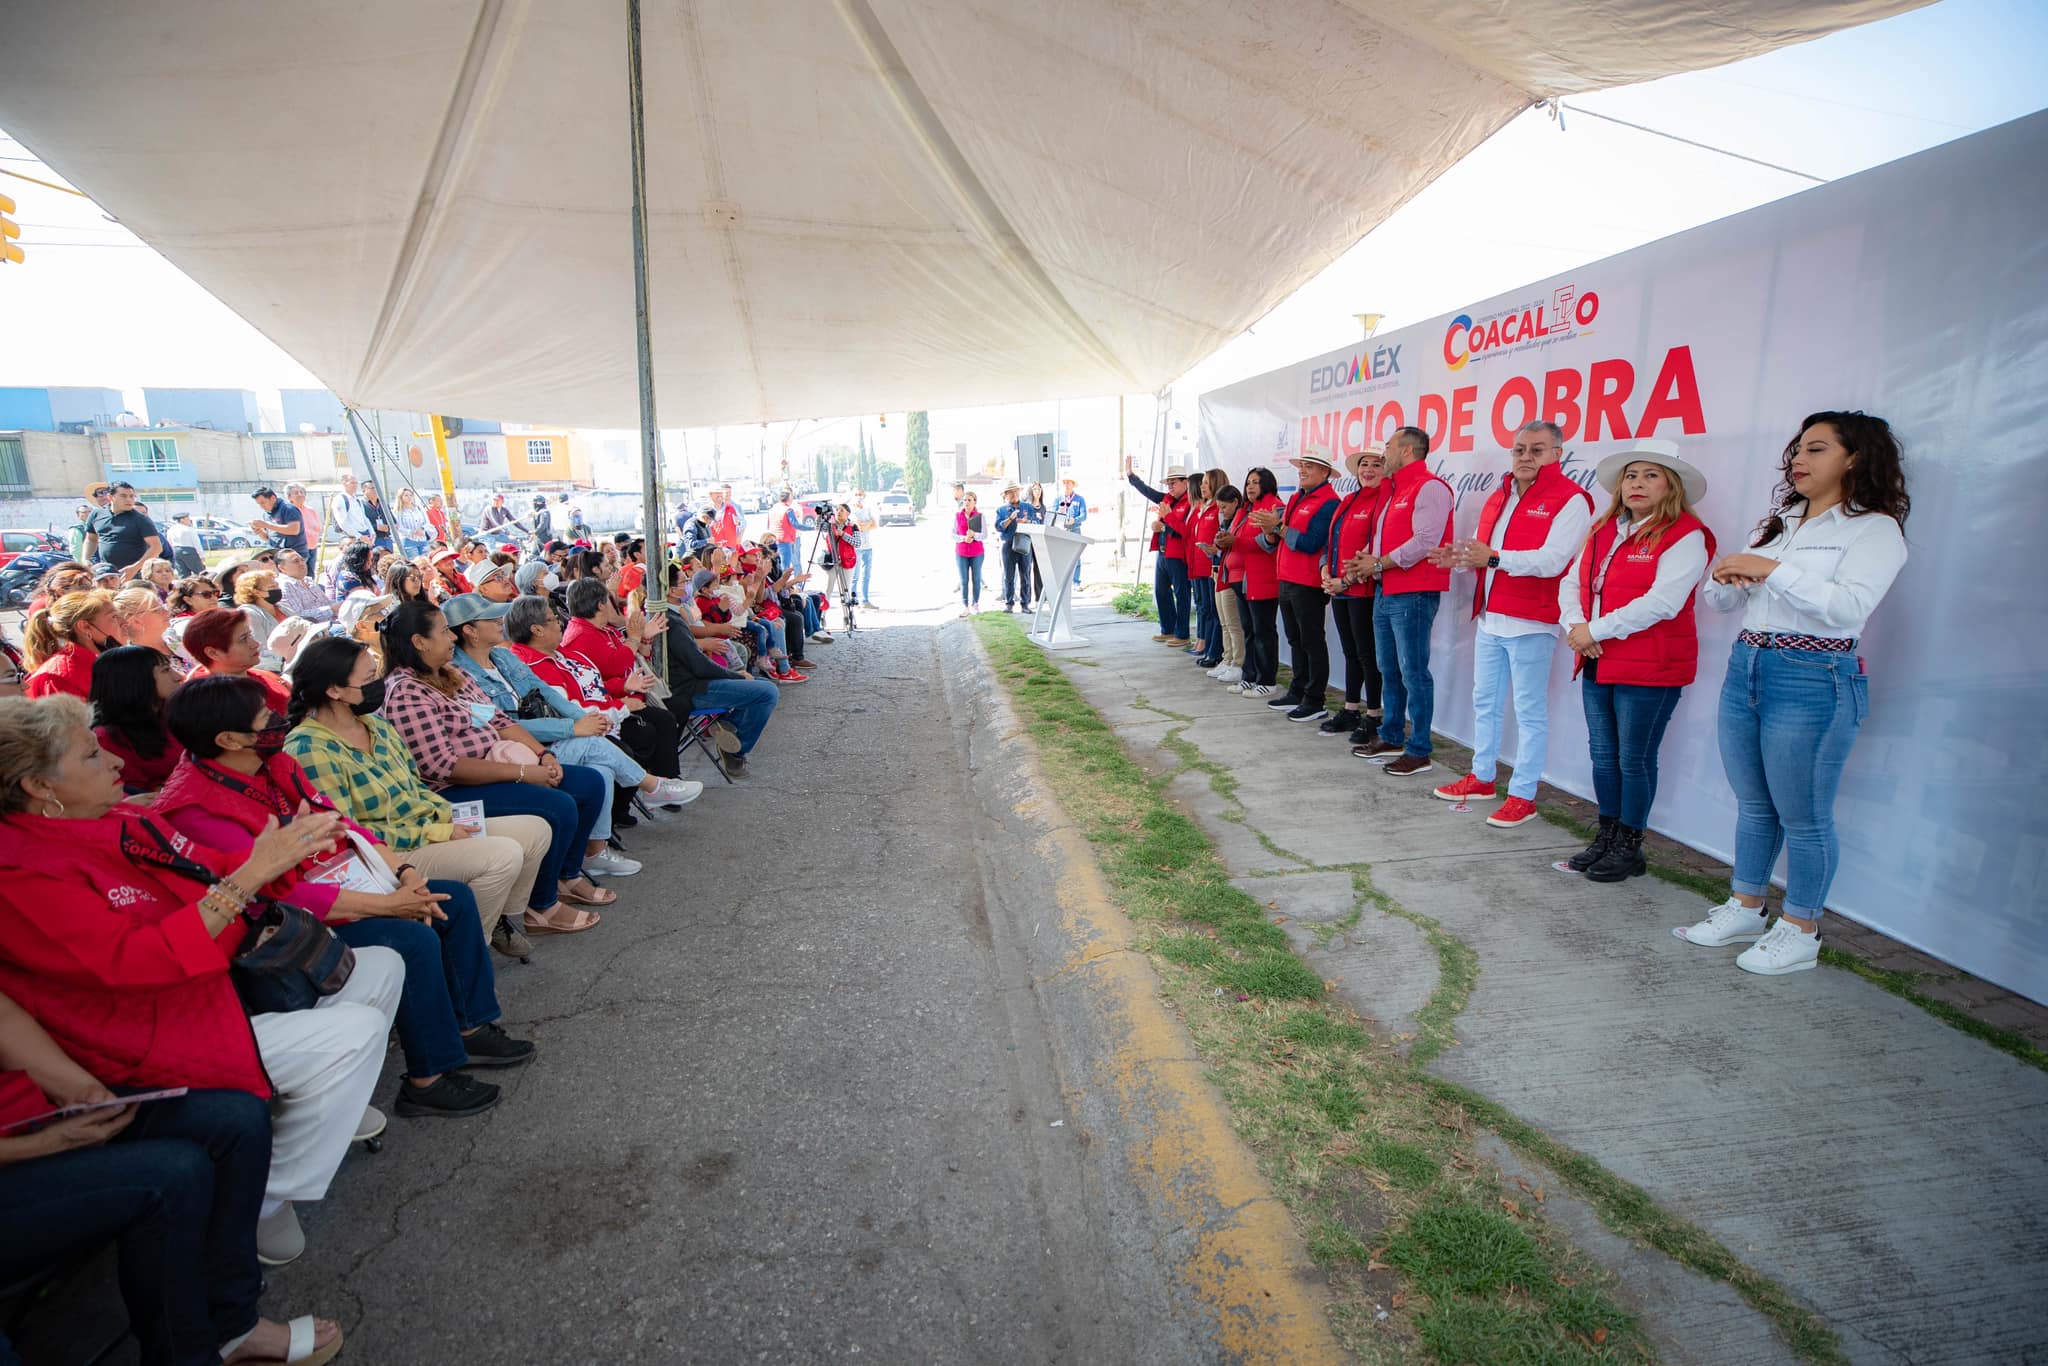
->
[193, 515, 256, 551]
[876, 492, 916, 527]
[0, 529, 61, 572]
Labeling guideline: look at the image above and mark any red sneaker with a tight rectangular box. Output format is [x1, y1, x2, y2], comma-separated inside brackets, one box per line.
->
[773, 669, 807, 684]
[1487, 796, 1539, 828]
[1432, 773, 1497, 802]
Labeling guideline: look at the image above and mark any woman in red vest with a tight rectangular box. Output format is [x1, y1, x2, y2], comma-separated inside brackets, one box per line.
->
[1186, 472, 1223, 666]
[1226, 467, 1284, 697]
[1319, 445, 1387, 744]
[1205, 484, 1246, 683]
[1560, 439, 1715, 882]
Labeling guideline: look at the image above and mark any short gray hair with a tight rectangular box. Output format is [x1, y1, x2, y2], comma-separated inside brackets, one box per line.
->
[0, 695, 90, 814]
[1518, 420, 1566, 445]
[502, 593, 557, 644]
[564, 577, 611, 620]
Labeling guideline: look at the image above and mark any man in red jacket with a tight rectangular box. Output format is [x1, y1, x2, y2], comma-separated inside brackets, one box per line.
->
[1429, 421, 1593, 825]
[1348, 426, 1452, 777]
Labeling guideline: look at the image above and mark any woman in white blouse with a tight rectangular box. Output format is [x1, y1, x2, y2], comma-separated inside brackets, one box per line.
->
[1677, 412, 1911, 975]
[1558, 439, 1714, 883]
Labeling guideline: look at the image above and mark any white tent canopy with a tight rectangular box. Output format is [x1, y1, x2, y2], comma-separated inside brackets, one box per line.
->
[0, 1, 1920, 428]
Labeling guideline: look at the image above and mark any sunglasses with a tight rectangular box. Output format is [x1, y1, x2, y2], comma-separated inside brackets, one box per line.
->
[188, 588, 221, 599]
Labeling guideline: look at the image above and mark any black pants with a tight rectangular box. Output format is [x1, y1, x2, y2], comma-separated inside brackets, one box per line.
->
[1331, 595, 1383, 710]
[1277, 582, 1330, 702]
[624, 702, 682, 779]
[1243, 596, 1281, 686]
[1002, 546, 1034, 608]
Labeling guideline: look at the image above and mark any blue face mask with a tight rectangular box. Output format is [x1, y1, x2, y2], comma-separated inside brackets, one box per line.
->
[467, 701, 497, 728]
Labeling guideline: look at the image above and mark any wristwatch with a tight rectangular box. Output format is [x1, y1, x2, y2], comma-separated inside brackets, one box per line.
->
[1486, 552, 1501, 569]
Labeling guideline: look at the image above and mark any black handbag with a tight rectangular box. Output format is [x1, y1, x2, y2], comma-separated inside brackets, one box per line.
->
[118, 815, 355, 1016]
[516, 687, 556, 722]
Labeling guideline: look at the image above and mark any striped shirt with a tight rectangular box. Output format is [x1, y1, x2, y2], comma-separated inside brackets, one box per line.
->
[284, 714, 456, 850]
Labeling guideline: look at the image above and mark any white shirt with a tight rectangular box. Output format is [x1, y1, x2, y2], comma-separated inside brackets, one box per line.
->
[164, 521, 203, 552]
[1700, 503, 1907, 640]
[329, 492, 373, 538]
[1473, 479, 1593, 639]
[1558, 520, 1709, 641]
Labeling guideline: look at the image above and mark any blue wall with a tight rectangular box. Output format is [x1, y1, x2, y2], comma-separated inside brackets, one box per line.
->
[280, 388, 348, 434]
[0, 388, 57, 431]
[142, 388, 260, 432]
[47, 387, 126, 430]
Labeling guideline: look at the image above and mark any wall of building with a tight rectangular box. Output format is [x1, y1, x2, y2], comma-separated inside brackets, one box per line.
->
[140, 388, 264, 433]
[48, 387, 129, 431]
[0, 389, 56, 432]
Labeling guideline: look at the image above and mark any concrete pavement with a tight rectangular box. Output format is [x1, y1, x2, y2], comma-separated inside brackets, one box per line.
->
[1050, 602, 2048, 1366]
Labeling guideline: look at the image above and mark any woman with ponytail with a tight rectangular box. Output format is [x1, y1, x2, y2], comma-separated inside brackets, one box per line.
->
[1677, 411, 1911, 976]
[22, 590, 121, 700]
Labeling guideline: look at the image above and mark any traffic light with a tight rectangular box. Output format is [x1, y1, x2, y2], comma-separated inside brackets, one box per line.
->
[0, 193, 22, 265]
[877, 413, 886, 428]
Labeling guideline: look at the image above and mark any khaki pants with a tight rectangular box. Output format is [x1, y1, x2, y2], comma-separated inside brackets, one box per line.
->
[405, 815, 552, 929]
[1215, 584, 1246, 667]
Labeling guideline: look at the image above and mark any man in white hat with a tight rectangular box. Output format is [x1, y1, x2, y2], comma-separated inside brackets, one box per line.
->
[1054, 476, 1089, 587]
[1255, 448, 1341, 722]
[994, 482, 1034, 613]
[1125, 458, 1193, 645]
[1425, 420, 1593, 822]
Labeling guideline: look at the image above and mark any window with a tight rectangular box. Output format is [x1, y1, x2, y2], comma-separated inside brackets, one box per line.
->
[0, 437, 26, 495]
[332, 439, 350, 469]
[120, 437, 180, 472]
[262, 439, 295, 471]
[525, 439, 554, 465]
[463, 439, 489, 467]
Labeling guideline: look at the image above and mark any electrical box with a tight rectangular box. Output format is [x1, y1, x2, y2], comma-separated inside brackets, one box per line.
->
[1015, 432, 1056, 485]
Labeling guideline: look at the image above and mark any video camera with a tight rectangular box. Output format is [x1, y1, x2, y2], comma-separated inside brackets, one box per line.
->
[809, 501, 837, 521]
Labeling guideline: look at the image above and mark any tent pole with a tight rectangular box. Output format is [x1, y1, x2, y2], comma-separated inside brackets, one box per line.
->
[342, 407, 395, 524]
[626, 0, 668, 676]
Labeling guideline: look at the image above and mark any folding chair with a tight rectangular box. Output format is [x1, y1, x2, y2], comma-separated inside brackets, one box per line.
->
[682, 707, 736, 783]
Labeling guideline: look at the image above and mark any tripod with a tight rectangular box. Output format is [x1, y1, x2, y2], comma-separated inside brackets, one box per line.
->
[807, 517, 857, 636]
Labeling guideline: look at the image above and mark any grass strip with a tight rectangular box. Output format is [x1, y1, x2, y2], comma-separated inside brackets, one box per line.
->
[973, 614, 1848, 1366]
[1109, 583, 1158, 619]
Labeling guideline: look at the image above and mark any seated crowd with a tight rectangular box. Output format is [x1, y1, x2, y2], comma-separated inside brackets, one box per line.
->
[0, 513, 831, 1365]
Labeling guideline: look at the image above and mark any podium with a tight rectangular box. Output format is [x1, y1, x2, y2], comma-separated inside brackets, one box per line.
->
[1017, 523, 1095, 650]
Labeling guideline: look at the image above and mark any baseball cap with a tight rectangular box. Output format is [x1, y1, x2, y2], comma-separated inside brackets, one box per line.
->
[440, 593, 512, 628]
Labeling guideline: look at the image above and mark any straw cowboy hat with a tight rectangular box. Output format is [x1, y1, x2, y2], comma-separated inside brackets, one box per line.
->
[1594, 438, 1708, 504]
[1290, 448, 1336, 472]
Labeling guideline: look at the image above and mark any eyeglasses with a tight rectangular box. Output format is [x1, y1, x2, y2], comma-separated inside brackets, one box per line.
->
[188, 588, 220, 600]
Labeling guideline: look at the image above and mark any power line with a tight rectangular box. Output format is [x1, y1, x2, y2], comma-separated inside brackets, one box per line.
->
[1549, 101, 1829, 184]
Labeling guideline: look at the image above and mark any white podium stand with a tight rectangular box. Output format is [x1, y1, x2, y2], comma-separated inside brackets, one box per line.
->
[1018, 523, 1095, 650]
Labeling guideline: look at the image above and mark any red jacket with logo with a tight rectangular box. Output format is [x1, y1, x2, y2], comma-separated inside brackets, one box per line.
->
[1275, 482, 1339, 588]
[0, 811, 268, 1098]
[1373, 461, 1453, 596]
[1229, 498, 1282, 600]
[1186, 503, 1220, 579]
[1575, 512, 1717, 686]
[1470, 462, 1594, 623]
[1325, 485, 1383, 600]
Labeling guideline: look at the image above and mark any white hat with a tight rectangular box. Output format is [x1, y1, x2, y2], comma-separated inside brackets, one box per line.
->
[1594, 439, 1708, 504]
[1163, 465, 1188, 480]
[1290, 448, 1336, 472]
[1346, 443, 1386, 472]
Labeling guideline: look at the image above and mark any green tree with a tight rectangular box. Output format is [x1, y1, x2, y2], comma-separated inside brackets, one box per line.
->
[813, 450, 829, 491]
[905, 411, 932, 512]
[876, 460, 904, 491]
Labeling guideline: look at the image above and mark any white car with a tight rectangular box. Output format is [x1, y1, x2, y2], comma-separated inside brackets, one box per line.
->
[877, 492, 916, 527]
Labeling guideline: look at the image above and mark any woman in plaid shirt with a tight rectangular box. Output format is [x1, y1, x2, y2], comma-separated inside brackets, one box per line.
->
[374, 602, 615, 936]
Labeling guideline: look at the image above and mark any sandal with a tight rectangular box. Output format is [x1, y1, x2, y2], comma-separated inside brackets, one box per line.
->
[224, 1315, 344, 1366]
[524, 905, 602, 935]
[558, 879, 618, 908]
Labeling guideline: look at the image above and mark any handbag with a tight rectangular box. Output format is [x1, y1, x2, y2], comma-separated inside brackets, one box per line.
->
[516, 687, 556, 722]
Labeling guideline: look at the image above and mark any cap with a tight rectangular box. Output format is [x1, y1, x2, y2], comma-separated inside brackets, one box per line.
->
[1593, 439, 1708, 504]
[90, 562, 119, 578]
[440, 592, 512, 628]
[497, 542, 519, 555]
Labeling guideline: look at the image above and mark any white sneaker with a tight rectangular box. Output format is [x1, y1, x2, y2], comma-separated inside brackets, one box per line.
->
[1674, 898, 1769, 947]
[257, 1203, 304, 1266]
[354, 1105, 387, 1142]
[583, 849, 642, 877]
[645, 778, 703, 807]
[1206, 664, 1225, 678]
[1247, 683, 1273, 698]
[1737, 919, 1820, 975]
[1217, 666, 1243, 683]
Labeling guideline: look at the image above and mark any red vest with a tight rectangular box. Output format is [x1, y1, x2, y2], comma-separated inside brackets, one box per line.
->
[1326, 486, 1382, 599]
[1186, 504, 1219, 578]
[1372, 461, 1452, 596]
[1574, 512, 1717, 686]
[1234, 496, 1281, 600]
[1276, 482, 1339, 587]
[1152, 492, 1189, 553]
[1470, 462, 1593, 623]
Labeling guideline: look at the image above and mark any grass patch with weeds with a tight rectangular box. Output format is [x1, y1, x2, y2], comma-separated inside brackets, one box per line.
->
[1109, 583, 1157, 619]
[973, 613, 1850, 1366]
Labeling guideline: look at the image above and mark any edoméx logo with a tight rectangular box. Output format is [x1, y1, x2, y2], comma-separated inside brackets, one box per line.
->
[1443, 284, 1600, 370]
[1307, 342, 1403, 396]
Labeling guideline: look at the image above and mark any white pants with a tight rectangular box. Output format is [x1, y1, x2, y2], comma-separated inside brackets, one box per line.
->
[251, 945, 402, 1210]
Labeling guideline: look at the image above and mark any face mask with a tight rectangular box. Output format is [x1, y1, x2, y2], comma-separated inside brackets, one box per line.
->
[251, 720, 291, 757]
[349, 678, 386, 715]
[265, 588, 284, 605]
[543, 572, 561, 590]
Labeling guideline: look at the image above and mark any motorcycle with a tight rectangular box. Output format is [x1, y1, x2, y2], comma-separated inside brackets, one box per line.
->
[0, 549, 73, 608]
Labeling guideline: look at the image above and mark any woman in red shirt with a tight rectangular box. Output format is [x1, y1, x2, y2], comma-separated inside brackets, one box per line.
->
[1187, 472, 1224, 668]
[1230, 468, 1284, 697]
[23, 590, 119, 701]
[181, 609, 293, 721]
[89, 644, 186, 793]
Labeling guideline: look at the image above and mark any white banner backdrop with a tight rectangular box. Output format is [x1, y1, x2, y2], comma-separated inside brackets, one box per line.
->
[1198, 112, 2048, 1004]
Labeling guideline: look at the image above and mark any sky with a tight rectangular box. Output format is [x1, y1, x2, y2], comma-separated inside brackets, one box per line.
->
[2, 0, 2044, 480]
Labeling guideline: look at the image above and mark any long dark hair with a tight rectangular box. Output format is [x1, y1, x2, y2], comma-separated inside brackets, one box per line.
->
[288, 636, 369, 729]
[1752, 410, 1911, 547]
[89, 645, 174, 757]
[164, 674, 267, 760]
[1243, 466, 1278, 504]
[379, 601, 448, 681]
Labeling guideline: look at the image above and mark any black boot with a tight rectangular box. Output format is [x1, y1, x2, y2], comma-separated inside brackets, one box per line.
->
[1566, 816, 1618, 872]
[1586, 825, 1646, 882]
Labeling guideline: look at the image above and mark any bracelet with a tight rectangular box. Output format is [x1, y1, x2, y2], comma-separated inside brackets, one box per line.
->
[516, 765, 526, 785]
[395, 863, 417, 881]
[215, 876, 253, 907]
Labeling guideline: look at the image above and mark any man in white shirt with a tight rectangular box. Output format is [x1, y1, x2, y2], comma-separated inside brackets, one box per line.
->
[328, 474, 374, 542]
[849, 491, 878, 607]
[164, 511, 207, 577]
[1427, 421, 1593, 827]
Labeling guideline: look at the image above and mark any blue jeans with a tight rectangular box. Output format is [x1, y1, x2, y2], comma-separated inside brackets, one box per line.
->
[1002, 545, 1034, 608]
[694, 676, 780, 755]
[1374, 589, 1440, 756]
[1581, 671, 1683, 828]
[1154, 553, 1190, 639]
[776, 541, 799, 574]
[1469, 626, 1558, 799]
[802, 594, 823, 635]
[449, 764, 606, 902]
[854, 546, 873, 601]
[957, 553, 983, 607]
[549, 735, 641, 838]
[0, 1088, 271, 1366]
[1190, 577, 1222, 660]
[333, 881, 497, 1079]
[1718, 640, 1867, 921]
